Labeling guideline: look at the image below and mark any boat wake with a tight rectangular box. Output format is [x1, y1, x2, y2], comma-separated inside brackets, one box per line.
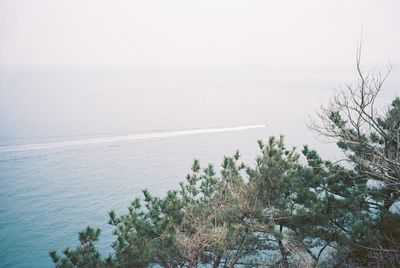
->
[0, 125, 268, 153]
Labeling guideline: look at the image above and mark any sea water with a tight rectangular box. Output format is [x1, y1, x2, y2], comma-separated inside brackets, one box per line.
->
[0, 65, 398, 267]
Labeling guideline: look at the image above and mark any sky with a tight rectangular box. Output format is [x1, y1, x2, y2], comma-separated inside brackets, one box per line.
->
[0, 0, 399, 65]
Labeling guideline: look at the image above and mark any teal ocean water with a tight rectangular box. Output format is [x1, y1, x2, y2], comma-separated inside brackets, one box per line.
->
[0, 65, 398, 267]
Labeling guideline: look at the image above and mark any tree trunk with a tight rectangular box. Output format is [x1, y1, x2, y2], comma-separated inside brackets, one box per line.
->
[278, 225, 289, 268]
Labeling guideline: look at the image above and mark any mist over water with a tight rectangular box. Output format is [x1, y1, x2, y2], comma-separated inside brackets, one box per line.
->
[0, 65, 399, 267]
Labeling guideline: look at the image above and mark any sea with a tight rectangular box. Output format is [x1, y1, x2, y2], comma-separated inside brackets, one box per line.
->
[0, 64, 398, 267]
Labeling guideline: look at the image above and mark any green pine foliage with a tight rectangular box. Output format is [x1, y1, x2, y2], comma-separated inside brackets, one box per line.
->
[51, 135, 385, 267]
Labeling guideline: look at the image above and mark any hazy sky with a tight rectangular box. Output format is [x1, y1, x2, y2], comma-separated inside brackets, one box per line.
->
[1, 0, 399, 65]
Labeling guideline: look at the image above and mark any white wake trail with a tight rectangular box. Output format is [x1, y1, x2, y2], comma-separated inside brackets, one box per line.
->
[0, 125, 268, 153]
